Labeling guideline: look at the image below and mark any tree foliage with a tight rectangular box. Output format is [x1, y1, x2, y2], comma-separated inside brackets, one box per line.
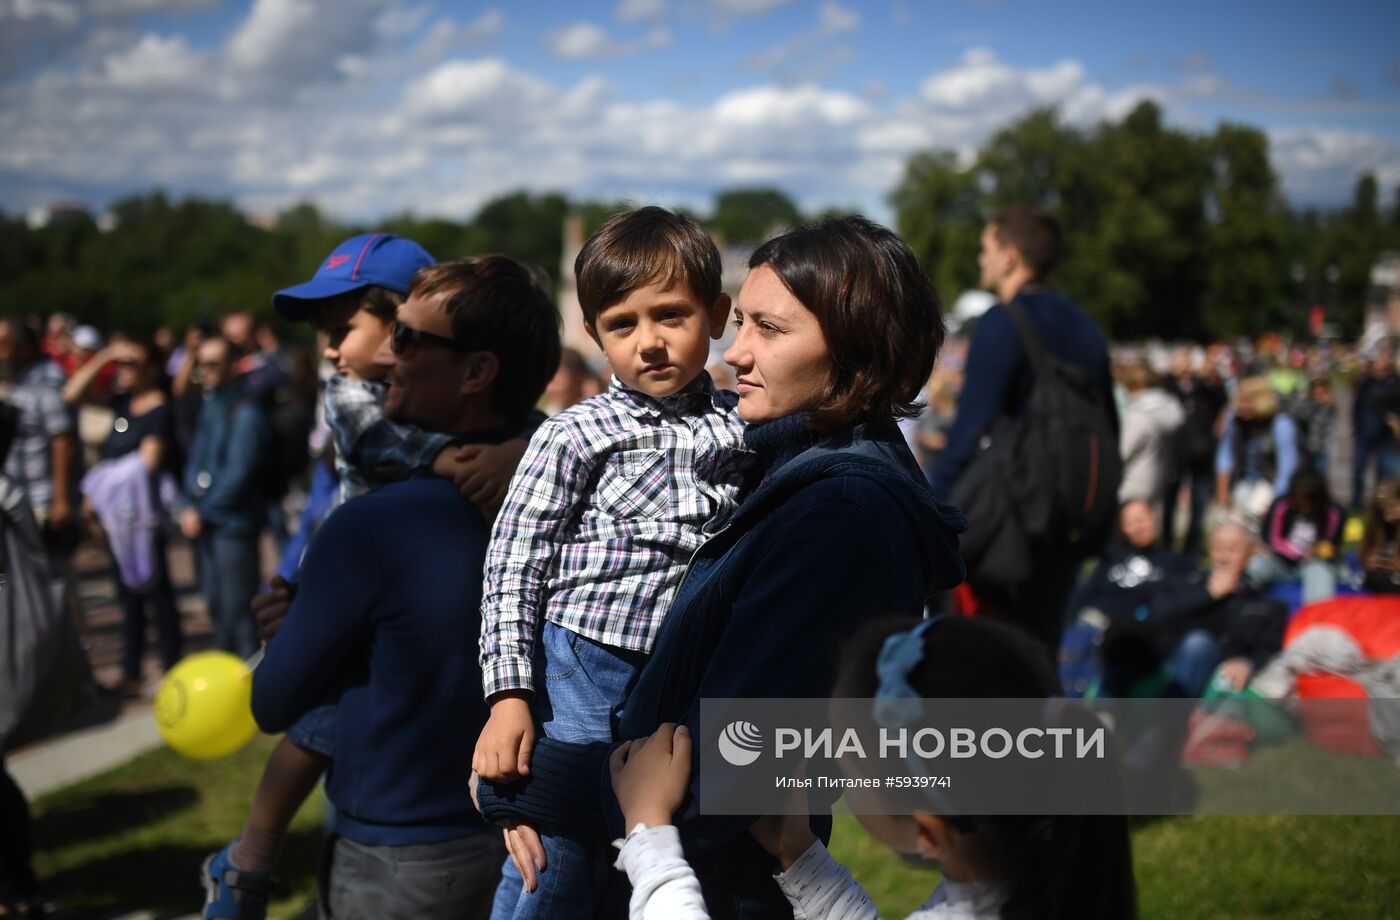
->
[0, 115, 1392, 342]
[892, 102, 1388, 339]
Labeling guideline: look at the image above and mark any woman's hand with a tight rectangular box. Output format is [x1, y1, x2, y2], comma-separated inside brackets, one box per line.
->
[469, 768, 546, 892]
[609, 723, 692, 830]
[503, 820, 546, 892]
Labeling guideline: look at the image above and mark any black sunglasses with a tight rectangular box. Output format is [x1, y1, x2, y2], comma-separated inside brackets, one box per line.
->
[390, 320, 470, 356]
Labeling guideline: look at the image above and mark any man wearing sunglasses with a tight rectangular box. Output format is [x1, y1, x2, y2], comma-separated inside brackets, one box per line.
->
[251, 255, 561, 920]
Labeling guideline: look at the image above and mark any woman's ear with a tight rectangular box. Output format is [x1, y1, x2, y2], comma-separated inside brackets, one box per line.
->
[912, 812, 956, 863]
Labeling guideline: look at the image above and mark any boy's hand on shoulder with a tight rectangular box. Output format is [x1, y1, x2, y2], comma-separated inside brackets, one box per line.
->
[435, 439, 528, 524]
[474, 691, 535, 782]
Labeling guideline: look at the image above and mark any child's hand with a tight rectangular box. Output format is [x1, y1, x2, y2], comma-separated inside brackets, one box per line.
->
[609, 723, 692, 830]
[434, 439, 528, 524]
[474, 693, 535, 782]
[748, 760, 815, 869]
[749, 814, 818, 871]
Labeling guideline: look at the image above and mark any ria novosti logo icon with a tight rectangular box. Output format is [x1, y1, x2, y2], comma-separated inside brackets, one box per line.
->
[718, 720, 764, 766]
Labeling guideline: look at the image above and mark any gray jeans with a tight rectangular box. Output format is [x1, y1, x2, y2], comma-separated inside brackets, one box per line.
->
[319, 830, 507, 920]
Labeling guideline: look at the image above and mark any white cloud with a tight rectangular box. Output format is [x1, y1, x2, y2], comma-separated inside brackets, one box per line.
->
[416, 9, 506, 61]
[712, 0, 793, 15]
[0, 7, 1391, 225]
[225, 0, 385, 93]
[548, 22, 614, 59]
[1270, 128, 1400, 204]
[818, 1, 858, 35]
[405, 58, 552, 122]
[0, 0, 81, 77]
[101, 32, 203, 88]
[616, 0, 666, 22]
[87, 0, 222, 16]
[747, 1, 860, 80]
[920, 48, 1085, 111]
[546, 20, 670, 59]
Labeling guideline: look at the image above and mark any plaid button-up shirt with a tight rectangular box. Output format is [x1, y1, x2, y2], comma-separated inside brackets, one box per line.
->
[479, 373, 750, 698]
[323, 374, 454, 506]
[1, 360, 73, 515]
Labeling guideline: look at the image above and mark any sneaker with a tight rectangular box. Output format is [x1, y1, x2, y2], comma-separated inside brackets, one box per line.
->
[200, 841, 277, 920]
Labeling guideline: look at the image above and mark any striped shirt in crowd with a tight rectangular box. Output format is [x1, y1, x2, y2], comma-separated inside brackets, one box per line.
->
[479, 372, 750, 699]
[1, 359, 72, 515]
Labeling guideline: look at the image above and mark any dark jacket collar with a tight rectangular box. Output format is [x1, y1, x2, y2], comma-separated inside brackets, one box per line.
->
[732, 413, 968, 591]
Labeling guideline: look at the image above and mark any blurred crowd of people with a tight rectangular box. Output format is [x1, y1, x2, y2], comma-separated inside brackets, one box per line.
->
[1, 208, 1398, 918]
[908, 328, 1400, 707]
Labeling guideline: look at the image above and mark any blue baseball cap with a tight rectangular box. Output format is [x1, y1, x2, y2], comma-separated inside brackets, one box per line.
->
[272, 233, 436, 321]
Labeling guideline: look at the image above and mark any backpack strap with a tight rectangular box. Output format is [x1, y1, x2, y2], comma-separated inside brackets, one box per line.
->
[999, 296, 1052, 382]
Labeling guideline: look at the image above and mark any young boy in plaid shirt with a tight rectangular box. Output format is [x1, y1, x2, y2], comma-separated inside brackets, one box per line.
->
[476, 207, 750, 919]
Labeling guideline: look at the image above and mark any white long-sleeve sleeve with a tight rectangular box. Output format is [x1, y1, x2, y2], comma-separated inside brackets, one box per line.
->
[777, 840, 1010, 920]
[776, 840, 881, 920]
[613, 824, 711, 920]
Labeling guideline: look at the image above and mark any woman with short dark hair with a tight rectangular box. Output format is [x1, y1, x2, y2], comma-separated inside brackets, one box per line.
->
[476, 216, 966, 918]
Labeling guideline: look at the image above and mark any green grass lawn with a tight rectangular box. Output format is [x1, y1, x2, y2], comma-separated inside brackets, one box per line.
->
[29, 733, 1400, 918]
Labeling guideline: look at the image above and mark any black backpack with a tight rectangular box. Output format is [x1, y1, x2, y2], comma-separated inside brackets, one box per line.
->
[953, 299, 1121, 584]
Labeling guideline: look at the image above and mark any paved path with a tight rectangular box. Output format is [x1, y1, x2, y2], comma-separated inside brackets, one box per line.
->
[10, 533, 281, 799]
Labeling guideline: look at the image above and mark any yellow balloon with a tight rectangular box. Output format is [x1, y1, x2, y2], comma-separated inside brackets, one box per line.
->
[1343, 516, 1365, 546]
[153, 651, 258, 759]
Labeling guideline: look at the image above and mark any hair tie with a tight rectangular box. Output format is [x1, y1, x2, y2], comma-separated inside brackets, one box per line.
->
[872, 616, 941, 729]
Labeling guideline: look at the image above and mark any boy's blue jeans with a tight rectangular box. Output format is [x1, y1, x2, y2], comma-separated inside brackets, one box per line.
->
[489, 622, 646, 920]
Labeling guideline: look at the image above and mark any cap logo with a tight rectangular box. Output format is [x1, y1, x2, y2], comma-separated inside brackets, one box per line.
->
[325, 254, 351, 271]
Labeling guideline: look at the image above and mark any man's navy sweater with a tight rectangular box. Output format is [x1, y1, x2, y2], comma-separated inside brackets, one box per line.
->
[929, 286, 1115, 500]
[252, 474, 492, 846]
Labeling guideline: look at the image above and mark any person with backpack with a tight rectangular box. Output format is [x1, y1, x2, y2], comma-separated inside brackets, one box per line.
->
[179, 333, 271, 659]
[928, 206, 1118, 653]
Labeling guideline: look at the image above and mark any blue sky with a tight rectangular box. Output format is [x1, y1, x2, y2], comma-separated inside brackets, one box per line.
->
[2, 0, 1397, 224]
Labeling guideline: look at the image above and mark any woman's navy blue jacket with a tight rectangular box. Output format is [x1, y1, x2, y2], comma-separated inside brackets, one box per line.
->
[478, 414, 966, 918]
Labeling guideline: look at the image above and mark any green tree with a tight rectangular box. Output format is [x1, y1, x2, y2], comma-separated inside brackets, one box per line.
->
[463, 191, 569, 286]
[1201, 124, 1289, 337]
[1078, 101, 1211, 338]
[1329, 174, 1381, 334]
[708, 187, 802, 244]
[890, 149, 981, 302]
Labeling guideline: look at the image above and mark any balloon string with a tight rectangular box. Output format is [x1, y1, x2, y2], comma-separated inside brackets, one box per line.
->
[245, 648, 265, 672]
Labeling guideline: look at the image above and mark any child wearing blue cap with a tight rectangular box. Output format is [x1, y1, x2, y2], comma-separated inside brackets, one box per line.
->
[200, 233, 531, 919]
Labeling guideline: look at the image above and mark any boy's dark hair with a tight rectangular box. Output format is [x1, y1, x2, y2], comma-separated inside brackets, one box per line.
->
[990, 206, 1062, 279]
[835, 616, 1137, 920]
[409, 255, 561, 426]
[574, 207, 723, 326]
[357, 285, 405, 323]
[748, 216, 944, 431]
